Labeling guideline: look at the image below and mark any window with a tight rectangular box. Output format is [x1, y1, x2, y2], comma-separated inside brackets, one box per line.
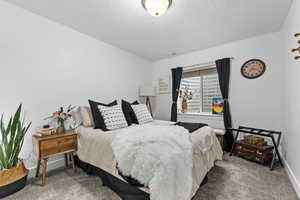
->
[178, 66, 223, 115]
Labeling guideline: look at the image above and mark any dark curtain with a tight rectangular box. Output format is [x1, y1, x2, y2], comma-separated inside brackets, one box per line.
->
[171, 67, 183, 122]
[216, 58, 234, 151]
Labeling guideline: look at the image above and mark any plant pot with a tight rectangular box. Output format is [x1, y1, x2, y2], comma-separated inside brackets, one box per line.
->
[182, 99, 188, 113]
[0, 160, 28, 199]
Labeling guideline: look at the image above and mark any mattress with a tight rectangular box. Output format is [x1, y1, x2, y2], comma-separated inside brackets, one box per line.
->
[75, 120, 223, 197]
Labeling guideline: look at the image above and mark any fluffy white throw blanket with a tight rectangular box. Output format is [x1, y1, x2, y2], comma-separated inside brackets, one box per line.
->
[112, 124, 193, 200]
[193, 126, 214, 153]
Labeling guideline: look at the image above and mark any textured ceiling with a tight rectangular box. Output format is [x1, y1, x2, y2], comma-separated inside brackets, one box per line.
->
[4, 0, 292, 60]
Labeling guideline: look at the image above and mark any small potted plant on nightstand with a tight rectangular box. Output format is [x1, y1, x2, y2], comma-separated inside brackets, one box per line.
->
[0, 105, 31, 198]
[179, 86, 193, 113]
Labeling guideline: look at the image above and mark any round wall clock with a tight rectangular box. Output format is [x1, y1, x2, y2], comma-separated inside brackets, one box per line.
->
[241, 59, 266, 79]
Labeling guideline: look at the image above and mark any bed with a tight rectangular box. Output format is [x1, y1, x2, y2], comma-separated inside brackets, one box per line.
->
[74, 119, 223, 199]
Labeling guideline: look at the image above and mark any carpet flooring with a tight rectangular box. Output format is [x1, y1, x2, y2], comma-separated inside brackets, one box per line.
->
[7, 154, 299, 200]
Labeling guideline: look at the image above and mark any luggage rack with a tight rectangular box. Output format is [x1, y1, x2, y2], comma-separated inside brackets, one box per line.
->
[229, 126, 283, 170]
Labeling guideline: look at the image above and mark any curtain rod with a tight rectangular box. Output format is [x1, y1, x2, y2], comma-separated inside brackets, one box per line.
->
[182, 57, 235, 69]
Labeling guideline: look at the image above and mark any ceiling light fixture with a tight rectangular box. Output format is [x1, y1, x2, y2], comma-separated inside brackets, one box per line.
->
[142, 0, 172, 17]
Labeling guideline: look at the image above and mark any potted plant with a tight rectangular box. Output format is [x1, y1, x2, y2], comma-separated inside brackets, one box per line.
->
[0, 105, 31, 198]
[179, 86, 193, 113]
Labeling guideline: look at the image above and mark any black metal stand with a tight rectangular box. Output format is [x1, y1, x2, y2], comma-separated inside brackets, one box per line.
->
[229, 126, 283, 170]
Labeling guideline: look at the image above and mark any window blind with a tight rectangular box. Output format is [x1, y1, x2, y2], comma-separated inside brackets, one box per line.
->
[178, 66, 222, 114]
[182, 67, 217, 79]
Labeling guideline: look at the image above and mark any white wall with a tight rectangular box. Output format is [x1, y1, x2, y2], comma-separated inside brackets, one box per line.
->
[0, 0, 151, 170]
[151, 32, 283, 130]
[281, 0, 300, 196]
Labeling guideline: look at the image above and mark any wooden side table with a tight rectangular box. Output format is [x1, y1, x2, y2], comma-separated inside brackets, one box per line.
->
[32, 132, 77, 185]
[214, 128, 225, 151]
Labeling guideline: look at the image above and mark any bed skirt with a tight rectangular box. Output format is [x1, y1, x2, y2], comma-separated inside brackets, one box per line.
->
[75, 156, 207, 200]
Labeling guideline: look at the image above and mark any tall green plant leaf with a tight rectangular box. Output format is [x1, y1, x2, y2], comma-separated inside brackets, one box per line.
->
[10, 105, 22, 141]
[0, 104, 31, 169]
[0, 145, 7, 170]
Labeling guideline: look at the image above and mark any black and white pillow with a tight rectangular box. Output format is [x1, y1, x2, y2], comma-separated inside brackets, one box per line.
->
[89, 99, 117, 131]
[98, 105, 128, 130]
[121, 100, 139, 126]
[131, 104, 153, 124]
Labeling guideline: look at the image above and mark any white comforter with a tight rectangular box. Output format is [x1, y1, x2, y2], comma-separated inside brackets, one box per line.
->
[112, 124, 193, 200]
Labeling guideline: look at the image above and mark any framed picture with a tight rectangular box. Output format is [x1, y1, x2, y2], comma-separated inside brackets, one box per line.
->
[212, 97, 224, 115]
[158, 77, 170, 94]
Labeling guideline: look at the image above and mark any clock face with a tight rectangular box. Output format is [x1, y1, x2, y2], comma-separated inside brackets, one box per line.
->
[241, 59, 266, 79]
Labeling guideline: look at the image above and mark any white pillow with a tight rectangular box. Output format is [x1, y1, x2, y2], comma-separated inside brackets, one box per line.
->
[79, 106, 94, 127]
[98, 104, 128, 130]
[131, 104, 153, 124]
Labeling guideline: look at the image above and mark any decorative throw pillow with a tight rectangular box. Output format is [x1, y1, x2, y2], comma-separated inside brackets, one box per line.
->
[121, 100, 139, 126]
[131, 104, 153, 124]
[98, 105, 128, 130]
[79, 106, 94, 127]
[88, 99, 117, 131]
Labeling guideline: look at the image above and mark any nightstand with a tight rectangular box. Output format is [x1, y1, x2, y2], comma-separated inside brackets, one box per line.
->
[32, 132, 77, 185]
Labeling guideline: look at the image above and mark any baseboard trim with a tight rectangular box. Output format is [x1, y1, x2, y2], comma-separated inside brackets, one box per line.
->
[284, 158, 300, 198]
[27, 158, 65, 179]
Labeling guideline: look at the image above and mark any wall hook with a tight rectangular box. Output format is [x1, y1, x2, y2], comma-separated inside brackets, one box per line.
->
[292, 33, 300, 60]
[292, 47, 300, 53]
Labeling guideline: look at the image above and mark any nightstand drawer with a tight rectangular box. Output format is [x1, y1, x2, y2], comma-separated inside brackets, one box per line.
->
[40, 135, 77, 157]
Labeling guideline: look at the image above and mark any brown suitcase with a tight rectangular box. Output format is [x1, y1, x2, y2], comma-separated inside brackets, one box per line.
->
[235, 140, 273, 164]
[244, 135, 266, 146]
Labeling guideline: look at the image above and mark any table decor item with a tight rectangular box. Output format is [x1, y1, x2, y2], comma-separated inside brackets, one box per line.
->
[35, 128, 57, 137]
[45, 105, 75, 134]
[0, 104, 31, 198]
[43, 124, 50, 129]
[179, 86, 193, 113]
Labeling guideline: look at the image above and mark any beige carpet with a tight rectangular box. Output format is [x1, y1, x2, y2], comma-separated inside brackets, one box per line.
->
[7, 154, 299, 200]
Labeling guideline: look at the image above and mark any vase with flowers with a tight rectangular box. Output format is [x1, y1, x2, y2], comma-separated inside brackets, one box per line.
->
[45, 105, 75, 134]
[179, 86, 193, 113]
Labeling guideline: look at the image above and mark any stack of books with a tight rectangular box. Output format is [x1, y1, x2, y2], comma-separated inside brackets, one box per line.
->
[34, 128, 56, 137]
